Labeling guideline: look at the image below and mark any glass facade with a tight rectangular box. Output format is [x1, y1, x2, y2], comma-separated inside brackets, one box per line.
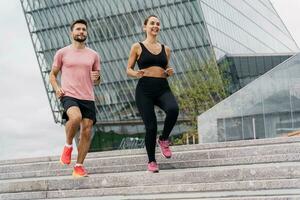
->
[21, 0, 299, 146]
[21, 0, 215, 135]
[219, 54, 293, 93]
[198, 53, 300, 142]
[199, 0, 298, 59]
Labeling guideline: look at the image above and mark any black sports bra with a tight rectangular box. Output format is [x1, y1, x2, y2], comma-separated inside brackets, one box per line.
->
[137, 42, 168, 70]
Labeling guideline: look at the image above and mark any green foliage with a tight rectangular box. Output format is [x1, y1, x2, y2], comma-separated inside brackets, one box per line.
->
[89, 130, 145, 152]
[170, 58, 230, 140]
[89, 58, 231, 149]
[171, 132, 198, 145]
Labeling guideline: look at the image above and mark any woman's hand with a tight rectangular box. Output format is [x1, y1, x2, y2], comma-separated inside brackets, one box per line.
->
[135, 70, 145, 78]
[165, 67, 174, 77]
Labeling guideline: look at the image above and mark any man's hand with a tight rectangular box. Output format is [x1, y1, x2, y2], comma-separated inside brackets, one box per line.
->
[91, 71, 100, 81]
[55, 87, 65, 99]
[91, 70, 100, 85]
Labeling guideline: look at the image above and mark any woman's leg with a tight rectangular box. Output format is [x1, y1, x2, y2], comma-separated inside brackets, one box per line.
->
[156, 90, 179, 140]
[136, 89, 158, 162]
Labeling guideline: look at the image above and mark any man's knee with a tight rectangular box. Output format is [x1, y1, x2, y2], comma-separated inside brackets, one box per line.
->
[82, 125, 92, 134]
[69, 115, 82, 125]
[81, 120, 93, 138]
[67, 107, 82, 125]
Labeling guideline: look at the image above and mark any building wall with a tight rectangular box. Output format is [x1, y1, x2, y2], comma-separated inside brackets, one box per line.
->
[199, 0, 299, 59]
[198, 53, 300, 143]
[219, 54, 293, 93]
[21, 0, 216, 134]
[22, 0, 300, 146]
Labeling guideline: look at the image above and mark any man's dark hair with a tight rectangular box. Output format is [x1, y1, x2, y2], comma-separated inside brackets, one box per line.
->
[70, 19, 88, 31]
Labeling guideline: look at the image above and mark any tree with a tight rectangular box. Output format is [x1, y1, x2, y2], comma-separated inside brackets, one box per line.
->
[170, 58, 230, 144]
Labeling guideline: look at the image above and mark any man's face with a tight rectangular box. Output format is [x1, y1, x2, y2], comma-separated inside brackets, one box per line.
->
[71, 23, 87, 42]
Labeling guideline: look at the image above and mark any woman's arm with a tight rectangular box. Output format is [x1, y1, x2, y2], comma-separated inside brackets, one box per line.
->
[164, 46, 174, 77]
[126, 43, 144, 78]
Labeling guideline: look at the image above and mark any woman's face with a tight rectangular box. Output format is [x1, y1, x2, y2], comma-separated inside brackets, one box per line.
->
[144, 17, 160, 37]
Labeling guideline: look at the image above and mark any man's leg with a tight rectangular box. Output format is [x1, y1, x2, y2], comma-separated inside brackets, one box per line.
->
[76, 118, 93, 164]
[60, 106, 82, 165]
[65, 106, 82, 145]
[72, 99, 95, 177]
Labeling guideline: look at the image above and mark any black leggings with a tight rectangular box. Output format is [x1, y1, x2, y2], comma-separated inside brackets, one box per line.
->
[136, 77, 179, 162]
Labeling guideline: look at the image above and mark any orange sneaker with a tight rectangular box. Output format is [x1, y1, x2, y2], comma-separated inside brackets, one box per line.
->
[60, 146, 73, 165]
[72, 165, 88, 178]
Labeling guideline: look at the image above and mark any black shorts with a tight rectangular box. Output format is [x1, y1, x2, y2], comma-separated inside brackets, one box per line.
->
[60, 96, 96, 125]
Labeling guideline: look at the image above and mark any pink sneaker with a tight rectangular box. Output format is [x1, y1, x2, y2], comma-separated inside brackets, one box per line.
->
[157, 138, 172, 158]
[147, 161, 159, 173]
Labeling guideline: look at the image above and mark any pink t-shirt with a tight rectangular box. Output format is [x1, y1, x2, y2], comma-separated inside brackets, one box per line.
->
[52, 45, 100, 101]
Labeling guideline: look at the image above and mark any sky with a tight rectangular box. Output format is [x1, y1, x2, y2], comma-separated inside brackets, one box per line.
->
[0, 1, 64, 160]
[0, 0, 299, 161]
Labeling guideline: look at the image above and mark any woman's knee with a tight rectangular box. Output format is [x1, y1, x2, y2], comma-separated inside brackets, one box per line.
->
[145, 124, 157, 134]
[166, 105, 179, 117]
[145, 128, 157, 143]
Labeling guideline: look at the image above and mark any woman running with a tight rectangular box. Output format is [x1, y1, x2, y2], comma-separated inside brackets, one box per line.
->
[126, 15, 179, 173]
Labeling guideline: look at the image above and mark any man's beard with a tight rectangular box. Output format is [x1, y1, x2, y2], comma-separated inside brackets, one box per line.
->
[74, 35, 87, 42]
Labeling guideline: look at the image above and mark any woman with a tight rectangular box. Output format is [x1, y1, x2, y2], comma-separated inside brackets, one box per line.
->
[127, 15, 179, 173]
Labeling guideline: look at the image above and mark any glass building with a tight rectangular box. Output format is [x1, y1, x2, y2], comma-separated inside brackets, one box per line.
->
[198, 53, 300, 143]
[21, 0, 299, 146]
[200, 0, 298, 59]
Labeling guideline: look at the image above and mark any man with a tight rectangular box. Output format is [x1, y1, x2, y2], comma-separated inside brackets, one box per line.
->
[49, 19, 101, 178]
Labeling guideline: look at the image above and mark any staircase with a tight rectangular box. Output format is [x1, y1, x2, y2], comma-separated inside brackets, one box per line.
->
[1, 137, 300, 200]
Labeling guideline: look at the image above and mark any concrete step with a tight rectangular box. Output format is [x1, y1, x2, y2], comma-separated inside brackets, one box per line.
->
[52, 195, 300, 200]
[1, 140, 300, 175]
[1, 137, 299, 166]
[1, 153, 300, 180]
[37, 189, 300, 200]
[1, 179, 300, 199]
[1, 162, 300, 194]
[46, 195, 300, 200]
[1, 138, 300, 199]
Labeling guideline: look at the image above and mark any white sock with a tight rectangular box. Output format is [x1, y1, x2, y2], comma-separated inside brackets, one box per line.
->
[75, 163, 83, 167]
[65, 143, 72, 148]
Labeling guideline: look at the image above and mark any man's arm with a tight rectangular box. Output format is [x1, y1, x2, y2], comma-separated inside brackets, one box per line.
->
[91, 70, 100, 85]
[91, 53, 101, 86]
[49, 67, 64, 98]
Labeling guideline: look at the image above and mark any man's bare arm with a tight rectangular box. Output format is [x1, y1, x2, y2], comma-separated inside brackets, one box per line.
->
[49, 67, 65, 98]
